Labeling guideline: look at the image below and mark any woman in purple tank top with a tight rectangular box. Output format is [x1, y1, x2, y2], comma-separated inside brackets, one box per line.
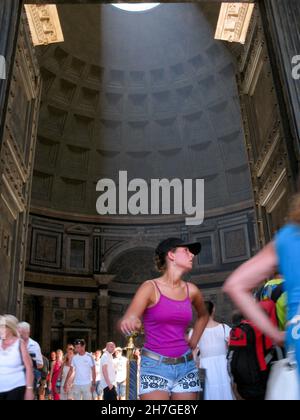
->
[120, 238, 209, 400]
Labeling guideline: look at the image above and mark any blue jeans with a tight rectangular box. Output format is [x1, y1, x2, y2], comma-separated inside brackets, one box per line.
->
[95, 381, 102, 397]
[116, 381, 126, 398]
[140, 349, 200, 396]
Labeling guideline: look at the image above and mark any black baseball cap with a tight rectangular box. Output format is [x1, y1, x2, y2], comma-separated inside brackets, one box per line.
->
[74, 338, 86, 346]
[155, 238, 201, 257]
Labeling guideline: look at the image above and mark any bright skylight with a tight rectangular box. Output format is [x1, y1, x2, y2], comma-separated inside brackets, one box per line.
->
[112, 3, 160, 12]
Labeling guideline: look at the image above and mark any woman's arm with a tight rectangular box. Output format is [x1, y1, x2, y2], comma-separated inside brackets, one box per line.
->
[188, 284, 209, 350]
[119, 281, 154, 335]
[58, 361, 64, 383]
[48, 360, 54, 390]
[20, 340, 34, 401]
[223, 242, 284, 345]
[63, 366, 74, 392]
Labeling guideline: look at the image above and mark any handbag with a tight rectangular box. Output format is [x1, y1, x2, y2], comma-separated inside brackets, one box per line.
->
[266, 305, 300, 400]
[265, 350, 300, 400]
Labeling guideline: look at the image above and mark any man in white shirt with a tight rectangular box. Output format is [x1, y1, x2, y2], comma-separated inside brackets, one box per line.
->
[18, 322, 43, 369]
[113, 347, 128, 400]
[100, 342, 117, 400]
[64, 339, 96, 400]
[18, 322, 44, 395]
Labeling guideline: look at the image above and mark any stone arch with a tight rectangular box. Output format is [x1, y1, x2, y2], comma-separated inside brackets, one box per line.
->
[108, 246, 158, 285]
[104, 240, 157, 270]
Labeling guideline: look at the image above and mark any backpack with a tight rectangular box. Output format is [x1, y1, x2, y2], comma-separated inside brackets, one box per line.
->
[227, 303, 278, 400]
[259, 279, 287, 331]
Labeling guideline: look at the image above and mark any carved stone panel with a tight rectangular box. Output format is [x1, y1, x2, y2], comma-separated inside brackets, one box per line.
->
[30, 228, 63, 268]
[220, 224, 251, 263]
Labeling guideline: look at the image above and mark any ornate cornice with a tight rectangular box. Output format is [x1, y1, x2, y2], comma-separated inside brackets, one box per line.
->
[215, 2, 255, 45]
[24, 5, 64, 46]
[30, 199, 254, 225]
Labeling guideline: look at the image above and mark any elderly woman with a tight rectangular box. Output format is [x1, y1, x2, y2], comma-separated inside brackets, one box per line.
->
[0, 315, 34, 400]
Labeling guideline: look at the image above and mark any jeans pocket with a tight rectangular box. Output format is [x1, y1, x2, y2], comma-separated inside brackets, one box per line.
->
[141, 357, 159, 369]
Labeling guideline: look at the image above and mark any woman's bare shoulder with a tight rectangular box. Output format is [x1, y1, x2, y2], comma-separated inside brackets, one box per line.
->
[187, 282, 202, 297]
[138, 279, 158, 293]
[187, 281, 200, 291]
[144, 278, 162, 290]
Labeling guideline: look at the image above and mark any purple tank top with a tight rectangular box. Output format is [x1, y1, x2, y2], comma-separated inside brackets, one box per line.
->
[143, 282, 193, 358]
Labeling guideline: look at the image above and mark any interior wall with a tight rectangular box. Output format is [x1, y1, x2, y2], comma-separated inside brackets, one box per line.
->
[0, 10, 41, 316]
[236, 4, 297, 246]
[2, 2, 300, 351]
[0, 1, 22, 144]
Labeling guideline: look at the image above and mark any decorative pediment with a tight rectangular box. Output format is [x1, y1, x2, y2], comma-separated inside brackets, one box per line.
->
[66, 224, 92, 235]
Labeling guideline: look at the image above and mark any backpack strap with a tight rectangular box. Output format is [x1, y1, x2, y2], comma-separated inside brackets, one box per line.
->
[271, 283, 284, 302]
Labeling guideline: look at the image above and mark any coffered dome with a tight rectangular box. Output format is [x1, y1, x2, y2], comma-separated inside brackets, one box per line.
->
[32, 3, 251, 219]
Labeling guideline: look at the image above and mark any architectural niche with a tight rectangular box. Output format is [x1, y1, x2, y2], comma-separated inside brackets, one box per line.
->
[24, 5, 64, 46]
[215, 2, 255, 44]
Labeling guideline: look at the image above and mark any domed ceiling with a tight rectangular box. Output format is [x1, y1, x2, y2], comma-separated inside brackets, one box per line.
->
[32, 3, 251, 219]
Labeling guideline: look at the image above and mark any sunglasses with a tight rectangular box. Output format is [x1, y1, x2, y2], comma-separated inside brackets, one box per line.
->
[74, 340, 85, 346]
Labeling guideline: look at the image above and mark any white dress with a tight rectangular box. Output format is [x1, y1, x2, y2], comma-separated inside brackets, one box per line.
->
[198, 324, 235, 400]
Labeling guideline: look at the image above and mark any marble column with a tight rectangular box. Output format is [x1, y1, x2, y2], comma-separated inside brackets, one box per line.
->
[94, 274, 115, 348]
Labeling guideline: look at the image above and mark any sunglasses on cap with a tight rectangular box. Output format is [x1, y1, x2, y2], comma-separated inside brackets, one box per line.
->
[74, 339, 85, 346]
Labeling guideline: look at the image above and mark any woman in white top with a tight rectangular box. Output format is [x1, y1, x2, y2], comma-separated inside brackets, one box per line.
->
[0, 315, 34, 400]
[59, 347, 74, 400]
[197, 302, 234, 400]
